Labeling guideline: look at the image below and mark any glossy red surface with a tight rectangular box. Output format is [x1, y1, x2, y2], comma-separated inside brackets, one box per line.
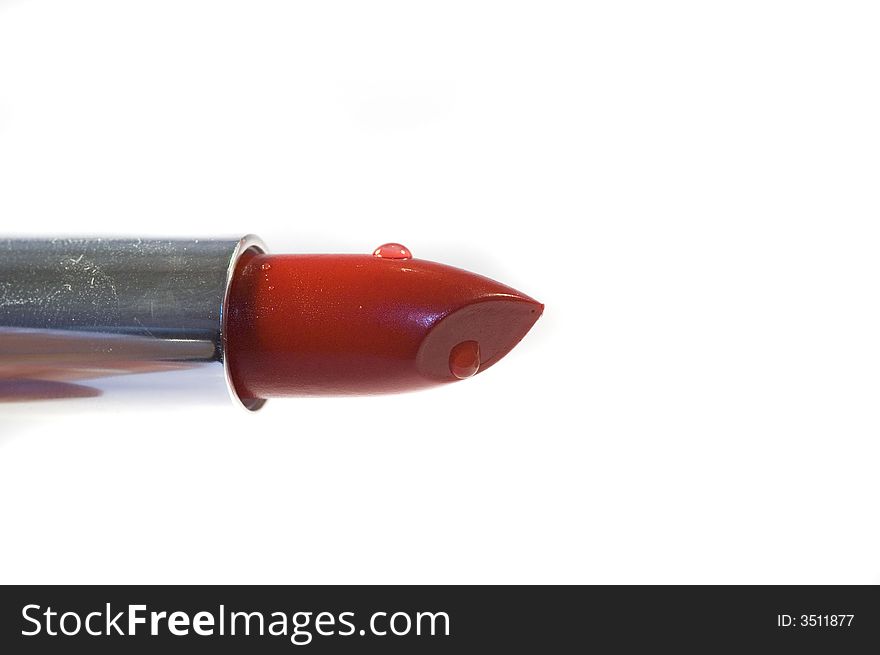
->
[226, 248, 543, 400]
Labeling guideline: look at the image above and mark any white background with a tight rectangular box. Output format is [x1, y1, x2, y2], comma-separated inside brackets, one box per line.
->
[1, 1, 878, 584]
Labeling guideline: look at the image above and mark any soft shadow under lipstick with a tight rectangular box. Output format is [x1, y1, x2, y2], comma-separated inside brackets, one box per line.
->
[0, 237, 543, 408]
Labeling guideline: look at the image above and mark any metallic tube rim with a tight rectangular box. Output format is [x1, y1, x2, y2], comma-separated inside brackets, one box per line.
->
[222, 234, 268, 411]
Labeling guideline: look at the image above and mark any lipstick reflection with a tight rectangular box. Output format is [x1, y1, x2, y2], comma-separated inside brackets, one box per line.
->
[0, 328, 215, 403]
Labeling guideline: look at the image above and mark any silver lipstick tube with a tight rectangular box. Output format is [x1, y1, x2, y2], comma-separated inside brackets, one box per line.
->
[0, 236, 266, 410]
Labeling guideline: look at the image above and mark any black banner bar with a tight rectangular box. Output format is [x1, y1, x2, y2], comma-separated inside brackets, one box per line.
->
[1, 585, 877, 652]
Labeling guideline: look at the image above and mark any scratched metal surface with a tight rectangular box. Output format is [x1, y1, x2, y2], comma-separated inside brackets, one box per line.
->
[0, 237, 260, 407]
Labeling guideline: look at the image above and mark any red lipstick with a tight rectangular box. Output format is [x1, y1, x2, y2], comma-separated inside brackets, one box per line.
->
[227, 244, 542, 402]
[0, 237, 543, 408]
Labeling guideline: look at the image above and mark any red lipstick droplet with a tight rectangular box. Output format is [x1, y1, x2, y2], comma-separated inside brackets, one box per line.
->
[449, 340, 480, 379]
[372, 243, 412, 260]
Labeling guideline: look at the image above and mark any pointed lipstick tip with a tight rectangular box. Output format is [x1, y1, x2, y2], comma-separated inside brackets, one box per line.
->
[418, 294, 543, 383]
